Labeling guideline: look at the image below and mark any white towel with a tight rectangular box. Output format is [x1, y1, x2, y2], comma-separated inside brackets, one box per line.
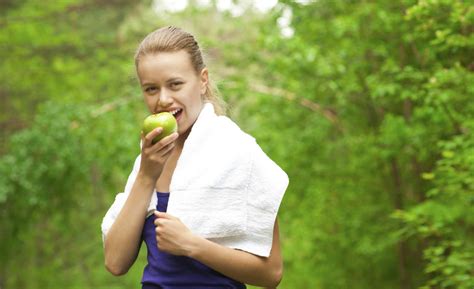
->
[101, 102, 289, 257]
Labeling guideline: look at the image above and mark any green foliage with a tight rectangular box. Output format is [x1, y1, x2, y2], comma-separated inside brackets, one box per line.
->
[0, 0, 137, 148]
[1, 0, 473, 288]
[256, 0, 473, 288]
[0, 100, 145, 287]
[393, 124, 474, 289]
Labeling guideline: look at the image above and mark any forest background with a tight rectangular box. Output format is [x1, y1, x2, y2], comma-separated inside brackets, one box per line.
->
[0, 0, 473, 288]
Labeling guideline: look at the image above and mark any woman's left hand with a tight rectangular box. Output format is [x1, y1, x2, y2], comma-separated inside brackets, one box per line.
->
[153, 211, 197, 256]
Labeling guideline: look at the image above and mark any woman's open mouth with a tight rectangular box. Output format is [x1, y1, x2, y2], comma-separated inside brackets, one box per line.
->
[170, 108, 183, 122]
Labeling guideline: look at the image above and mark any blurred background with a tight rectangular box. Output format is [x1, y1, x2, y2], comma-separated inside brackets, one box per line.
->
[0, 0, 473, 288]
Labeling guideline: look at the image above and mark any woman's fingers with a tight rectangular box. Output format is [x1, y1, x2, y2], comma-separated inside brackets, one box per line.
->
[142, 130, 178, 157]
[154, 211, 173, 220]
[146, 134, 178, 159]
[150, 132, 179, 152]
[159, 142, 176, 157]
[140, 131, 146, 148]
[144, 128, 163, 147]
[154, 210, 166, 219]
[153, 212, 193, 256]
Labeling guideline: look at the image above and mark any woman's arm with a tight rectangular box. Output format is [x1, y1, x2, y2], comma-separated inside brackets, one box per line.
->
[104, 173, 155, 275]
[154, 212, 283, 288]
[192, 220, 283, 288]
[104, 129, 178, 275]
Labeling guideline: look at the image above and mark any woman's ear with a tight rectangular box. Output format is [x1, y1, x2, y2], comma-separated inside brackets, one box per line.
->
[200, 68, 209, 95]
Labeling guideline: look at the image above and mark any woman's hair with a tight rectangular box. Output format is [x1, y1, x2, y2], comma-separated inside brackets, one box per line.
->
[134, 26, 226, 115]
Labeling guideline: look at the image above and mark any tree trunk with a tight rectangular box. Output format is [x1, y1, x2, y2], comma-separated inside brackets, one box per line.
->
[390, 158, 412, 289]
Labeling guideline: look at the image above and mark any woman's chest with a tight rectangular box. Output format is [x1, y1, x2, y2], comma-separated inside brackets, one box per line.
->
[155, 150, 180, 192]
[155, 170, 172, 192]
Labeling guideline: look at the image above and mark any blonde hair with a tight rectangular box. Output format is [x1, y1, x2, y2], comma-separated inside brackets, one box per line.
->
[134, 26, 226, 115]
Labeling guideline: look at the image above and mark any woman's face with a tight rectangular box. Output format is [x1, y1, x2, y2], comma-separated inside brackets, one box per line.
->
[137, 50, 208, 137]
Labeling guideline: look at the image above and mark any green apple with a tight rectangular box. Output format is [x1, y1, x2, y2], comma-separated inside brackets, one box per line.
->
[142, 112, 178, 144]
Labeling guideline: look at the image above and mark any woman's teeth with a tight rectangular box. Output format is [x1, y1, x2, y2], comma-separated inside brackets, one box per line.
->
[170, 108, 182, 116]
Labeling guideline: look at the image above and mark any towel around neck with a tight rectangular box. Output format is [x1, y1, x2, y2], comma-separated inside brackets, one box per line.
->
[167, 102, 289, 257]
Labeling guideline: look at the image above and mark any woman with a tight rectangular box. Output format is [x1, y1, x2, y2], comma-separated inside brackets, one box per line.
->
[101, 26, 287, 289]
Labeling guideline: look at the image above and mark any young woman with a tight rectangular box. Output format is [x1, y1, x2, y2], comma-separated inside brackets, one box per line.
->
[101, 26, 287, 289]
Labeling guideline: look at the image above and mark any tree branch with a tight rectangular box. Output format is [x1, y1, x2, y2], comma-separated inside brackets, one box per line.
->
[249, 83, 343, 132]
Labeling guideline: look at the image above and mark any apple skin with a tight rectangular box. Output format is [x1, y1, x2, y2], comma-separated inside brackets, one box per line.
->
[142, 112, 178, 144]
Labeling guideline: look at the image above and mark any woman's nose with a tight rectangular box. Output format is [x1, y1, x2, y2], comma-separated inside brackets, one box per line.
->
[154, 92, 173, 112]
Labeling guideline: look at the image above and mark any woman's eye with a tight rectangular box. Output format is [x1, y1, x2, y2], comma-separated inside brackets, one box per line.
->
[170, 82, 183, 89]
[145, 87, 157, 93]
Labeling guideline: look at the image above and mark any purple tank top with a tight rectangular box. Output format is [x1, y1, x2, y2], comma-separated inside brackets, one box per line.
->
[141, 191, 246, 289]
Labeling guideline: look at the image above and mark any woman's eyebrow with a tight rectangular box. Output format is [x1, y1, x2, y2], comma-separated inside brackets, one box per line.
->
[166, 77, 183, 83]
[141, 82, 156, 87]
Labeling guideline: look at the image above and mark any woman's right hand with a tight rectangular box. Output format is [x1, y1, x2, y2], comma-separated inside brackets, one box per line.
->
[138, 127, 179, 181]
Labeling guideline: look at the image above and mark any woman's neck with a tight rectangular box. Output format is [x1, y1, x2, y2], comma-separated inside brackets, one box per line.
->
[176, 125, 193, 149]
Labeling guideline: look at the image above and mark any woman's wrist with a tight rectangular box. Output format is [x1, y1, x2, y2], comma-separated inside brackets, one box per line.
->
[186, 234, 206, 259]
[136, 170, 159, 187]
